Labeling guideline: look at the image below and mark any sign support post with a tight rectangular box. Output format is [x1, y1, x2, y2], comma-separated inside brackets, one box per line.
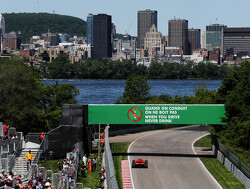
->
[98, 122, 101, 160]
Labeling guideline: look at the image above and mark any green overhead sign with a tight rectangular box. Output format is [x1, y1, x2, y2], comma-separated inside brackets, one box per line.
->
[88, 104, 226, 125]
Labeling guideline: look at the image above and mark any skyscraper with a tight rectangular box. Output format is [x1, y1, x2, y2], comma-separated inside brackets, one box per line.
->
[222, 27, 250, 58]
[201, 31, 206, 49]
[137, 10, 157, 48]
[188, 28, 201, 54]
[92, 14, 112, 59]
[0, 14, 5, 36]
[87, 14, 93, 45]
[206, 24, 227, 50]
[144, 24, 165, 58]
[168, 19, 189, 55]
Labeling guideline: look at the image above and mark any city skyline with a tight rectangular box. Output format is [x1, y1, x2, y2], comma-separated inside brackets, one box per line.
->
[1, 0, 250, 37]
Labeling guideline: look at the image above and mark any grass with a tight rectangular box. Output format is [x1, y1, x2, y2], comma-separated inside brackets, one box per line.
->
[110, 142, 131, 189]
[194, 134, 211, 147]
[77, 149, 103, 189]
[39, 150, 103, 189]
[194, 135, 246, 189]
[39, 159, 59, 173]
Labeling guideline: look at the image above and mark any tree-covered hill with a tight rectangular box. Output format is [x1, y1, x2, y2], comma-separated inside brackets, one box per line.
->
[3, 13, 86, 43]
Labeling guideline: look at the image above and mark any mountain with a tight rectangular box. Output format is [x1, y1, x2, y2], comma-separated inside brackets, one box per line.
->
[3, 13, 86, 43]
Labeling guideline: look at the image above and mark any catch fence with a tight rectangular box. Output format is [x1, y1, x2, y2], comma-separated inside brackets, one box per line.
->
[104, 126, 118, 189]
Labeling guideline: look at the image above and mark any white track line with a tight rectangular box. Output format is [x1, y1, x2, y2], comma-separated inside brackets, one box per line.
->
[192, 133, 223, 189]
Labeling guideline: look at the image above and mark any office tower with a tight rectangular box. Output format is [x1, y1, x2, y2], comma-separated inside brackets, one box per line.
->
[144, 24, 164, 57]
[92, 14, 112, 58]
[168, 19, 189, 55]
[201, 31, 206, 49]
[188, 28, 201, 54]
[222, 27, 250, 58]
[0, 14, 5, 36]
[137, 9, 157, 48]
[206, 24, 227, 50]
[87, 14, 94, 45]
[2, 31, 21, 50]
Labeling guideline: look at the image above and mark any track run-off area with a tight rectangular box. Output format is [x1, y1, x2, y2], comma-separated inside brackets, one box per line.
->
[110, 125, 222, 189]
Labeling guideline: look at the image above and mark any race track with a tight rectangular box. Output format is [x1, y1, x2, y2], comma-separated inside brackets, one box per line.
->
[127, 126, 221, 189]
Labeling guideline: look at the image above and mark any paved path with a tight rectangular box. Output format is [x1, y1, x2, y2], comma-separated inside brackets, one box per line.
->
[110, 125, 221, 189]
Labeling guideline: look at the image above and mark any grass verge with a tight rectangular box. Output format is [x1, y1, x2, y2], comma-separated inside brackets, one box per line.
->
[194, 134, 211, 147]
[39, 159, 59, 173]
[195, 135, 246, 189]
[77, 150, 103, 189]
[110, 142, 131, 189]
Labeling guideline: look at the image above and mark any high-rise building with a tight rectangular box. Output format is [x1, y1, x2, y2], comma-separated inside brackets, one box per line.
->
[144, 24, 165, 58]
[168, 19, 189, 55]
[137, 9, 157, 48]
[188, 28, 201, 54]
[92, 14, 112, 59]
[0, 14, 5, 36]
[201, 31, 206, 49]
[3, 31, 21, 50]
[206, 24, 227, 50]
[87, 14, 94, 45]
[222, 27, 250, 58]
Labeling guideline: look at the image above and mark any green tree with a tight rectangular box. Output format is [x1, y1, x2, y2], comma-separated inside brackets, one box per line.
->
[116, 75, 151, 104]
[0, 57, 43, 133]
[148, 62, 164, 79]
[39, 82, 79, 131]
[189, 88, 217, 104]
[211, 61, 250, 163]
[47, 54, 74, 79]
[0, 56, 79, 134]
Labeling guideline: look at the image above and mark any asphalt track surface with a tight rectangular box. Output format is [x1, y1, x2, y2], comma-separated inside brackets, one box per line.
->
[110, 126, 222, 189]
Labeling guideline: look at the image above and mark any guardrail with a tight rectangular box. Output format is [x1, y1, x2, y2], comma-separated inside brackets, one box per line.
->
[212, 144, 250, 188]
[104, 126, 118, 189]
[218, 142, 250, 178]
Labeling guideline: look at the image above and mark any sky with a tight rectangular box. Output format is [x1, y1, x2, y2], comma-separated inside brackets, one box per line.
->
[1, 0, 250, 36]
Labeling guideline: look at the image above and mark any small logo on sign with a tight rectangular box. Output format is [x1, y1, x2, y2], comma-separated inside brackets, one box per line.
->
[128, 107, 142, 122]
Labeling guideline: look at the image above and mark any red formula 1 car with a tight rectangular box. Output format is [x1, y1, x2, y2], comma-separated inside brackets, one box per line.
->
[132, 159, 148, 168]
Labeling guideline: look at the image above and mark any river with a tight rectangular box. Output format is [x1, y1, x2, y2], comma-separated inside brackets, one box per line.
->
[42, 80, 222, 104]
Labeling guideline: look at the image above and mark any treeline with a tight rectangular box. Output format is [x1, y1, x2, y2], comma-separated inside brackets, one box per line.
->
[0, 56, 79, 134]
[116, 61, 250, 165]
[3, 13, 86, 43]
[39, 55, 233, 80]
